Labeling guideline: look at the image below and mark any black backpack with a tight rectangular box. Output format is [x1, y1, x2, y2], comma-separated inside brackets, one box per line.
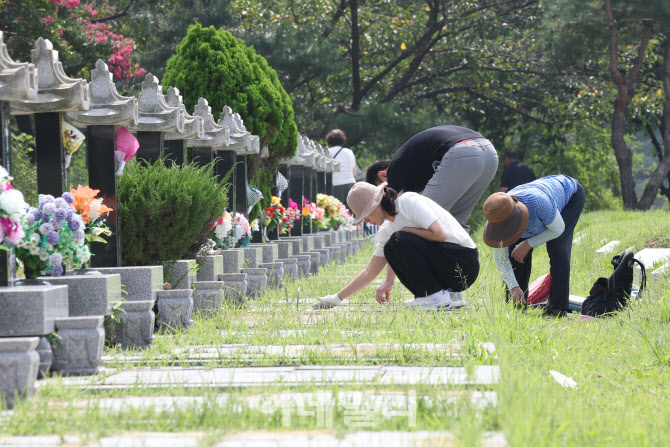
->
[581, 251, 646, 317]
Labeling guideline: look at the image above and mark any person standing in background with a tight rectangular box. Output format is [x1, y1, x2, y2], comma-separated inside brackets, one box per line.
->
[327, 129, 357, 205]
[500, 148, 536, 193]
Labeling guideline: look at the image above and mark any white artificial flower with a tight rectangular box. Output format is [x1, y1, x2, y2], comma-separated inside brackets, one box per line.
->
[89, 199, 102, 221]
[0, 189, 28, 216]
[251, 219, 260, 232]
[0, 166, 9, 180]
[30, 233, 40, 245]
[39, 252, 49, 261]
[30, 246, 40, 255]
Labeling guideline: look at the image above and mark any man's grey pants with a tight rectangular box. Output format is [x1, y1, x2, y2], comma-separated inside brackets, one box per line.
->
[422, 139, 498, 232]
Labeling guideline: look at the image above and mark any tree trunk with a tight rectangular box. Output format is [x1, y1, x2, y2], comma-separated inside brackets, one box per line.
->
[636, 38, 670, 209]
[611, 103, 638, 208]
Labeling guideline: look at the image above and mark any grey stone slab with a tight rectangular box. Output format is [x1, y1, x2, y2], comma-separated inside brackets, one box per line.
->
[156, 289, 194, 333]
[50, 316, 104, 375]
[276, 241, 293, 259]
[0, 435, 83, 446]
[39, 273, 121, 316]
[312, 235, 325, 249]
[596, 240, 621, 255]
[292, 255, 311, 278]
[95, 266, 163, 302]
[252, 244, 279, 263]
[221, 249, 245, 274]
[279, 238, 302, 256]
[196, 255, 224, 281]
[240, 268, 267, 299]
[313, 248, 330, 267]
[163, 260, 196, 290]
[305, 252, 320, 274]
[259, 262, 284, 289]
[99, 434, 200, 447]
[60, 365, 498, 389]
[219, 274, 248, 304]
[634, 248, 670, 283]
[35, 336, 52, 379]
[113, 300, 155, 350]
[215, 431, 507, 447]
[242, 247, 262, 268]
[0, 337, 39, 409]
[192, 281, 224, 313]
[279, 258, 298, 280]
[0, 285, 68, 336]
[381, 365, 500, 386]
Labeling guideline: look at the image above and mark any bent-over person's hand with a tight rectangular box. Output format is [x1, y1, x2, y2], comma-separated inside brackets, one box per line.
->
[511, 287, 525, 305]
[313, 293, 343, 309]
[375, 281, 393, 304]
[511, 241, 532, 263]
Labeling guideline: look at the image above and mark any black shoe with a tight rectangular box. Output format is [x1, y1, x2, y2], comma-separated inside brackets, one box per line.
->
[543, 307, 567, 318]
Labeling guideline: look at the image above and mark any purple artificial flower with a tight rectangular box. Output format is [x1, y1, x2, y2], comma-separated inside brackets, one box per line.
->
[31, 209, 43, 222]
[61, 192, 74, 204]
[24, 214, 36, 226]
[40, 222, 54, 236]
[53, 208, 68, 221]
[47, 231, 60, 245]
[48, 253, 63, 267]
[74, 229, 85, 241]
[68, 218, 80, 231]
[42, 202, 56, 216]
[54, 198, 67, 208]
[38, 195, 55, 205]
[50, 265, 64, 277]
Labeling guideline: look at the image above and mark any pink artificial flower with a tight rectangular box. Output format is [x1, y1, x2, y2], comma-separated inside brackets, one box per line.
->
[289, 198, 298, 210]
[44, 15, 56, 26]
[0, 216, 24, 244]
[0, 183, 13, 191]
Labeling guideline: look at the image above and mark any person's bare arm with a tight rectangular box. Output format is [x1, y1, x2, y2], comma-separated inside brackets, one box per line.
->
[338, 255, 387, 299]
[400, 220, 446, 242]
[376, 265, 397, 304]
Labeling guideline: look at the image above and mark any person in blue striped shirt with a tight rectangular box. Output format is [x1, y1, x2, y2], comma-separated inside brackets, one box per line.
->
[481, 175, 585, 316]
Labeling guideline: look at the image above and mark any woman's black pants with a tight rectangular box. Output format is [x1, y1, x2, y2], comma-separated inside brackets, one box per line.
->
[383, 231, 479, 297]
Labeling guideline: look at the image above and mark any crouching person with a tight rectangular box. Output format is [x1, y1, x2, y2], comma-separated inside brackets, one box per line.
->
[313, 182, 479, 310]
[482, 175, 585, 316]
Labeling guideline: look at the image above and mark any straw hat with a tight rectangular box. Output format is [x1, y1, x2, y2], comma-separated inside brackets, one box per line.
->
[347, 181, 386, 225]
[482, 193, 529, 248]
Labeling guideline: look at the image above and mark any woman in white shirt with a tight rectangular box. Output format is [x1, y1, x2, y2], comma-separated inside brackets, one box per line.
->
[313, 181, 479, 310]
[326, 129, 357, 204]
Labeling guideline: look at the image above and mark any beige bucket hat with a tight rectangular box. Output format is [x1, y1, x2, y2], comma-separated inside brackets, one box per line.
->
[347, 181, 386, 225]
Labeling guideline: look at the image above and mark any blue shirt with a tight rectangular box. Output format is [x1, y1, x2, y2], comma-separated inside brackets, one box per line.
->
[508, 175, 579, 239]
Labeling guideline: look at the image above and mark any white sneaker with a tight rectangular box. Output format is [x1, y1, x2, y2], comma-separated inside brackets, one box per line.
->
[404, 290, 452, 310]
[450, 291, 464, 308]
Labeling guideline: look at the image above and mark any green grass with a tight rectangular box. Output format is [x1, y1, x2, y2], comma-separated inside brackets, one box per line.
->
[2, 211, 670, 446]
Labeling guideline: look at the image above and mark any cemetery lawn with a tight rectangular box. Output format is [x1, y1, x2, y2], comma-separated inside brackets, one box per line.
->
[2, 210, 670, 446]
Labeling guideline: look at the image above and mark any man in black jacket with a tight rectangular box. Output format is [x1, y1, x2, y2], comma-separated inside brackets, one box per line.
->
[499, 148, 536, 193]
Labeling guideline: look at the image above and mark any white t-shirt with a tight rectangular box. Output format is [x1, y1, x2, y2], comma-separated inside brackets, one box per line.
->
[329, 146, 356, 186]
[374, 192, 476, 257]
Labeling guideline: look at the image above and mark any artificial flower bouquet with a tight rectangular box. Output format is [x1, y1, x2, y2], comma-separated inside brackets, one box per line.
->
[283, 198, 301, 233]
[0, 167, 29, 249]
[317, 194, 346, 229]
[16, 192, 90, 278]
[211, 211, 235, 251]
[301, 198, 326, 231]
[70, 185, 113, 244]
[261, 196, 286, 234]
[233, 212, 252, 248]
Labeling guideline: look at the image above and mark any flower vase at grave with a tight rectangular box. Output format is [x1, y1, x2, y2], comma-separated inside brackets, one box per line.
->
[268, 227, 279, 241]
[236, 235, 251, 248]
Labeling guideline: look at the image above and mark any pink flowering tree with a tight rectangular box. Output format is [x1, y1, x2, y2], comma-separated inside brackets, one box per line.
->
[2, 0, 145, 82]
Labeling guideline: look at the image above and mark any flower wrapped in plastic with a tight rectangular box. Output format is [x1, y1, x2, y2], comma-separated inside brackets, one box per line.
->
[210, 211, 234, 251]
[70, 185, 113, 244]
[301, 198, 326, 231]
[0, 166, 29, 249]
[115, 127, 139, 176]
[233, 213, 252, 248]
[317, 193, 345, 229]
[16, 193, 90, 278]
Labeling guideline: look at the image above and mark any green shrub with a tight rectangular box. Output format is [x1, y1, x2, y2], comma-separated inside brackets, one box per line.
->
[10, 132, 38, 207]
[117, 159, 229, 266]
[162, 23, 297, 214]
